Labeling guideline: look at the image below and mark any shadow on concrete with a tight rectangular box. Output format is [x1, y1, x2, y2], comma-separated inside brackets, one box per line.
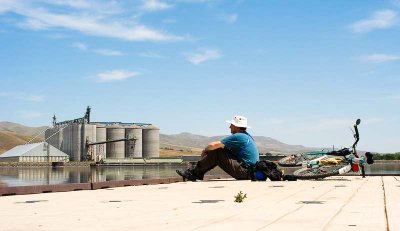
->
[15, 200, 48, 204]
[297, 201, 326, 204]
[192, 200, 225, 204]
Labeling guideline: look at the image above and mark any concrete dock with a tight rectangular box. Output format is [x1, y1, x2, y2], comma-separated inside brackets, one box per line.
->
[0, 176, 398, 231]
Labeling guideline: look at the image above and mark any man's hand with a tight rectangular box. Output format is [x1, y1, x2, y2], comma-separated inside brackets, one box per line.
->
[201, 141, 224, 158]
[201, 149, 207, 158]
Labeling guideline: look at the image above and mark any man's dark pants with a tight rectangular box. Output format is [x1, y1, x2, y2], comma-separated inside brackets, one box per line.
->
[193, 148, 250, 180]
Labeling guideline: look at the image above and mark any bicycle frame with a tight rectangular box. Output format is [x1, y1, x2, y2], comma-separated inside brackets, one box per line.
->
[291, 119, 373, 180]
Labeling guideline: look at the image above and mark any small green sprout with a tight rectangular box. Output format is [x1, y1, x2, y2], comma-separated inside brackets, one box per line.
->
[234, 191, 247, 203]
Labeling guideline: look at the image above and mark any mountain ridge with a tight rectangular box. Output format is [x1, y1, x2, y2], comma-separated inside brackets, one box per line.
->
[160, 132, 313, 154]
[0, 121, 313, 155]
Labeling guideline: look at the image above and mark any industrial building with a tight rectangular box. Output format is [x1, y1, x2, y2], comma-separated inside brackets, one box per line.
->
[0, 142, 69, 162]
[45, 107, 160, 162]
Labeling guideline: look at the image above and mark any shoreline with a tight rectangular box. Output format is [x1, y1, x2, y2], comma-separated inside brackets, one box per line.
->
[0, 159, 398, 168]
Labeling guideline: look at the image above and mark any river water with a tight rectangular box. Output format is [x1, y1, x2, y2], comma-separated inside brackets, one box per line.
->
[0, 162, 399, 187]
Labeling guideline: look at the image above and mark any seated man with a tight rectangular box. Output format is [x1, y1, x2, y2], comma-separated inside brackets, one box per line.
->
[177, 115, 259, 181]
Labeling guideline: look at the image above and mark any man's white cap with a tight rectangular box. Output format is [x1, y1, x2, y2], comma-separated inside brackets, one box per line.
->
[226, 115, 250, 128]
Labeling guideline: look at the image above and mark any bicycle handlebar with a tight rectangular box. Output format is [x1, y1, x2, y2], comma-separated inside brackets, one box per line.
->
[351, 119, 361, 158]
[352, 123, 360, 149]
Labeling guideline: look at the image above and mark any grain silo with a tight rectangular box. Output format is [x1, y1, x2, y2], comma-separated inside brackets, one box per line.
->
[106, 125, 125, 158]
[125, 125, 142, 158]
[45, 126, 63, 150]
[56, 123, 81, 161]
[95, 125, 107, 160]
[142, 125, 160, 158]
[44, 107, 159, 162]
[71, 123, 82, 161]
[61, 125, 72, 160]
[82, 124, 96, 160]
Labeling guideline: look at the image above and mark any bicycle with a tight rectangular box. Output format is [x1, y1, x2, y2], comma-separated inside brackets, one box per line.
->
[279, 119, 374, 180]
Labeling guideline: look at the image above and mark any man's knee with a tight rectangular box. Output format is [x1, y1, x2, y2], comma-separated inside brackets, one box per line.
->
[205, 147, 226, 155]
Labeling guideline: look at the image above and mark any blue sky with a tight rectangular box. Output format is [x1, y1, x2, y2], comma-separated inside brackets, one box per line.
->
[0, 0, 399, 153]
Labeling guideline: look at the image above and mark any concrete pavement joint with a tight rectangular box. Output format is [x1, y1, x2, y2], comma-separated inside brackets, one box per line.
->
[321, 177, 368, 230]
[249, 181, 313, 202]
[256, 183, 337, 230]
[381, 177, 389, 231]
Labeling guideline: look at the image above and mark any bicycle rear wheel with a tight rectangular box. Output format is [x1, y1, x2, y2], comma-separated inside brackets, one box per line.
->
[278, 153, 326, 167]
[293, 164, 348, 180]
[278, 155, 304, 167]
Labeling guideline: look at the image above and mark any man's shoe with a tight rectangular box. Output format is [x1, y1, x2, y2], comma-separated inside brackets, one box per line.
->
[176, 169, 197, 182]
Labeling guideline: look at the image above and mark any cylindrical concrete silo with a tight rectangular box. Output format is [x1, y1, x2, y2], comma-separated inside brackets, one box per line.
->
[57, 126, 63, 150]
[61, 125, 71, 158]
[66, 125, 73, 159]
[125, 125, 142, 158]
[96, 125, 107, 160]
[106, 126, 125, 159]
[82, 124, 96, 160]
[45, 128, 52, 146]
[71, 123, 82, 161]
[142, 125, 160, 158]
[45, 127, 62, 149]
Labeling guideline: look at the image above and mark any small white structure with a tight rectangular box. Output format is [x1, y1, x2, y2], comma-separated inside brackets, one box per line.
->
[0, 142, 69, 162]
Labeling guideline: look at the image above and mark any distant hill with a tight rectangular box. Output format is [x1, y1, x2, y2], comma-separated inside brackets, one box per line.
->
[0, 122, 46, 154]
[0, 121, 48, 137]
[0, 131, 43, 153]
[160, 132, 314, 155]
[0, 121, 314, 155]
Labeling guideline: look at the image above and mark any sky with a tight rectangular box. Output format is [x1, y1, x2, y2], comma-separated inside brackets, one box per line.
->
[0, 0, 399, 153]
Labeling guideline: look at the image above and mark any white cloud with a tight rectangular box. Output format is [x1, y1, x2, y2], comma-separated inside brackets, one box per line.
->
[94, 49, 125, 56]
[141, 0, 173, 11]
[359, 54, 400, 63]
[219, 13, 237, 23]
[138, 52, 165, 58]
[71, 42, 124, 56]
[349, 10, 398, 33]
[1, 1, 183, 42]
[96, 70, 139, 83]
[40, 0, 95, 9]
[72, 42, 88, 51]
[16, 95, 46, 102]
[0, 0, 14, 13]
[185, 48, 222, 65]
[39, 0, 122, 15]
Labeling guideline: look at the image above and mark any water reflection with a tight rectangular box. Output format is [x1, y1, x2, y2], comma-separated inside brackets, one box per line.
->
[0, 162, 399, 187]
[0, 165, 190, 187]
[365, 162, 400, 174]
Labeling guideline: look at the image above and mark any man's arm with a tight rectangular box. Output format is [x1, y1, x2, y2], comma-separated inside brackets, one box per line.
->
[205, 141, 224, 151]
[201, 141, 225, 157]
